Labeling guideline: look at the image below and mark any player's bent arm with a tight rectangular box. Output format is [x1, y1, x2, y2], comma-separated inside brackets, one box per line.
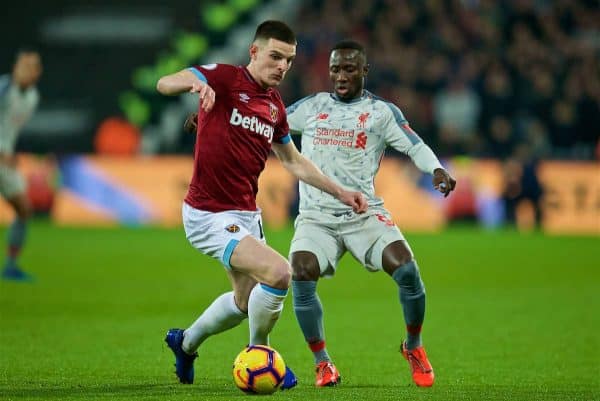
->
[271, 141, 342, 198]
[271, 141, 368, 213]
[156, 69, 205, 96]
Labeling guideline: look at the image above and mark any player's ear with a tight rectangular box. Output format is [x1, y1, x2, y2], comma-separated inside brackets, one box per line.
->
[363, 63, 370, 76]
[249, 43, 259, 60]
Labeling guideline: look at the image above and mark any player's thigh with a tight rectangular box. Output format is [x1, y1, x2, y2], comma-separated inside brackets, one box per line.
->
[6, 192, 31, 219]
[344, 209, 407, 272]
[229, 236, 291, 290]
[289, 216, 344, 278]
[0, 166, 27, 213]
[182, 203, 264, 269]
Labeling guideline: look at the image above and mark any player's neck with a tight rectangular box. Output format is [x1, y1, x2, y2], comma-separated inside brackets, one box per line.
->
[245, 65, 269, 90]
[333, 90, 365, 103]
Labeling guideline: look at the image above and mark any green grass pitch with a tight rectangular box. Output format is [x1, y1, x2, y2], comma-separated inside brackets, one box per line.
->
[1, 222, 598, 400]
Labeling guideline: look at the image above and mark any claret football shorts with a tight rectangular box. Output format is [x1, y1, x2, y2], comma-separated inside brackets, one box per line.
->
[289, 207, 407, 277]
[182, 202, 266, 269]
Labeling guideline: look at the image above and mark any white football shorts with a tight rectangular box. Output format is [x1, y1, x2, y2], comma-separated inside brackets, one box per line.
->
[182, 202, 266, 269]
[0, 165, 25, 199]
[289, 207, 406, 277]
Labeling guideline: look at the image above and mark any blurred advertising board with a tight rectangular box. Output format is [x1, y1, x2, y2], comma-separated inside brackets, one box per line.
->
[0, 155, 598, 235]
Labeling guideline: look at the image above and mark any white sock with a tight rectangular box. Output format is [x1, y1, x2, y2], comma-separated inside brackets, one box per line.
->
[183, 291, 247, 353]
[248, 283, 288, 346]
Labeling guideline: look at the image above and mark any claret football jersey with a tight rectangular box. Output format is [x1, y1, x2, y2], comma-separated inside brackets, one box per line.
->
[185, 64, 290, 212]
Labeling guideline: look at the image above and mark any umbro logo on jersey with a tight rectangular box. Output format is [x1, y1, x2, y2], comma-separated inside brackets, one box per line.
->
[239, 93, 250, 103]
[225, 224, 240, 233]
[317, 113, 329, 120]
[230, 108, 274, 143]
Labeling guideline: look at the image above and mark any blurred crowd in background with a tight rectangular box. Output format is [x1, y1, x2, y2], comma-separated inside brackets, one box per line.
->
[2, 0, 598, 229]
[281, 0, 599, 162]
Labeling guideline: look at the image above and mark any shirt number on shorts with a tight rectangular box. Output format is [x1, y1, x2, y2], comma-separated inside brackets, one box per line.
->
[375, 213, 394, 227]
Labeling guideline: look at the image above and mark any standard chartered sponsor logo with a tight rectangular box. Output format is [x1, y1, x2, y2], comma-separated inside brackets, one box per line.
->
[313, 127, 356, 147]
[230, 108, 274, 143]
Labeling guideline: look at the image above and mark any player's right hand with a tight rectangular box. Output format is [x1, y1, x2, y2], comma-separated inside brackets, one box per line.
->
[184, 113, 198, 134]
[339, 190, 368, 214]
[190, 81, 215, 112]
[433, 168, 456, 197]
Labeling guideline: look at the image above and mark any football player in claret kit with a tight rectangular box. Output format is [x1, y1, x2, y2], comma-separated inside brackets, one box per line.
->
[156, 22, 367, 388]
[286, 40, 456, 387]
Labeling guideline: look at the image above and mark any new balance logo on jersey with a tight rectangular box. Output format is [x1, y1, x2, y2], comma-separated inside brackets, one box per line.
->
[230, 108, 274, 143]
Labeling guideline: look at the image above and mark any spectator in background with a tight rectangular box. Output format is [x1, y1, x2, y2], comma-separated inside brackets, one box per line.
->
[0, 49, 42, 281]
[281, 0, 599, 161]
[433, 79, 481, 156]
[502, 144, 544, 229]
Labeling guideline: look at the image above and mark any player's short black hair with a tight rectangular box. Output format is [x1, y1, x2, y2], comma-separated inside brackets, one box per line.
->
[254, 20, 296, 45]
[331, 40, 366, 58]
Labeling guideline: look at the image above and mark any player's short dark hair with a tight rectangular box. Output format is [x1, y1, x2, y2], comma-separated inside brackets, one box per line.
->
[254, 20, 296, 45]
[331, 40, 366, 58]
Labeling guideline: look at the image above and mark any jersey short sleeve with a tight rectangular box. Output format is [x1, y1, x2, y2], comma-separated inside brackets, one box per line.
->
[188, 63, 237, 95]
[272, 92, 291, 144]
[286, 94, 315, 134]
[380, 101, 424, 154]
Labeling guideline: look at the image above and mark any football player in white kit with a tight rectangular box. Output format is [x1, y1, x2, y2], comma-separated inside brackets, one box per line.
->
[0, 49, 42, 281]
[286, 40, 456, 388]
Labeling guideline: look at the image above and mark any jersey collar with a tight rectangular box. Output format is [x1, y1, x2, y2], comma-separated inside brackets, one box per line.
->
[330, 90, 370, 104]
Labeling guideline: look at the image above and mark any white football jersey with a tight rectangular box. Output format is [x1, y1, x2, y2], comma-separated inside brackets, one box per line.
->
[0, 74, 39, 155]
[287, 90, 439, 214]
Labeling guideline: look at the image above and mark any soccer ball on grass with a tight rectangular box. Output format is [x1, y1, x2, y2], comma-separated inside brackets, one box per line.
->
[232, 345, 286, 394]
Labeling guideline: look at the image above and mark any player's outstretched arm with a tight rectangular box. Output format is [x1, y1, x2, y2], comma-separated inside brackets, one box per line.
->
[271, 141, 368, 213]
[156, 70, 215, 112]
[405, 142, 456, 197]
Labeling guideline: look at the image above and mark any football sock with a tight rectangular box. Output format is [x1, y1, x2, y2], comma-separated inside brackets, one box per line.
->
[5, 218, 26, 269]
[392, 260, 426, 350]
[292, 280, 331, 364]
[183, 291, 247, 353]
[248, 283, 287, 346]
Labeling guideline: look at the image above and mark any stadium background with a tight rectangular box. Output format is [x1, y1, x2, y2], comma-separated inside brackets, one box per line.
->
[1, 1, 598, 400]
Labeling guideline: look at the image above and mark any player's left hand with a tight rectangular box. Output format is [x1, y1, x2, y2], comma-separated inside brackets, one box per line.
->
[190, 81, 215, 112]
[432, 168, 456, 198]
[339, 190, 368, 214]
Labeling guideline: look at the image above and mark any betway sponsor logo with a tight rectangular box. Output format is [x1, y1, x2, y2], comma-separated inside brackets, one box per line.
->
[230, 108, 274, 143]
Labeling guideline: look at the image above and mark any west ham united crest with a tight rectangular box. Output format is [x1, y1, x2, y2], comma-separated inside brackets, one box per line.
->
[225, 224, 240, 233]
[269, 102, 278, 123]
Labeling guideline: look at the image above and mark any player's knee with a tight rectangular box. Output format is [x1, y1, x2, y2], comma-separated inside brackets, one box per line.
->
[9, 196, 31, 220]
[391, 260, 425, 296]
[290, 251, 320, 281]
[266, 260, 292, 290]
[382, 240, 413, 274]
